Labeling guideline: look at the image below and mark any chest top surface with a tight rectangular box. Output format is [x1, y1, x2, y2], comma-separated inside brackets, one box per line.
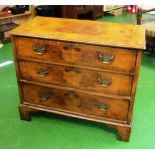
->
[10, 16, 145, 49]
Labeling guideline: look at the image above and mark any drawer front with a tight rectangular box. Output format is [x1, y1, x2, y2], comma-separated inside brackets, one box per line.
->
[19, 60, 133, 96]
[15, 37, 137, 73]
[22, 83, 129, 121]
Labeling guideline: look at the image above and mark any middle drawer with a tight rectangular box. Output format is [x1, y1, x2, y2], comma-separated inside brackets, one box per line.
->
[19, 60, 133, 96]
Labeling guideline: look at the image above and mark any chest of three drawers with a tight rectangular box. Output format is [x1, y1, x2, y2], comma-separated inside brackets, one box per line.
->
[12, 36, 141, 141]
[11, 16, 145, 141]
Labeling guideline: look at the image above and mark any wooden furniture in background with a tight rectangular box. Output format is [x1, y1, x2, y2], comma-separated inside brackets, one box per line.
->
[137, 7, 155, 52]
[61, 5, 103, 19]
[0, 5, 35, 43]
[92, 5, 103, 19]
[11, 17, 145, 141]
[0, 5, 35, 25]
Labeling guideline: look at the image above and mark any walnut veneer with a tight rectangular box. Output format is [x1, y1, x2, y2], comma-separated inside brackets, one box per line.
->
[11, 17, 145, 141]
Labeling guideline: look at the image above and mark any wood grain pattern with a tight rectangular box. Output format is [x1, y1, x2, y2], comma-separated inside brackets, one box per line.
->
[11, 37, 23, 104]
[11, 17, 145, 141]
[20, 80, 131, 101]
[22, 83, 129, 122]
[127, 50, 142, 123]
[15, 37, 137, 73]
[10, 16, 145, 49]
[19, 104, 38, 121]
[106, 124, 131, 141]
[19, 60, 133, 96]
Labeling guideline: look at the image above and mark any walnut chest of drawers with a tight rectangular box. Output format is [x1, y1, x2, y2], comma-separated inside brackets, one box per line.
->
[11, 17, 145, 141]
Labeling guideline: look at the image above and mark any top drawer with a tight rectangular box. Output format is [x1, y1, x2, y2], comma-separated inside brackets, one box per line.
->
[15, 37, 137, 73]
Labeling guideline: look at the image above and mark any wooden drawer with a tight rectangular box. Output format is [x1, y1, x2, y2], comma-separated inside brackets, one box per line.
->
[19, 60, 133, 96]
[15, 37, 137, 73]
[22, 83, 129, 121]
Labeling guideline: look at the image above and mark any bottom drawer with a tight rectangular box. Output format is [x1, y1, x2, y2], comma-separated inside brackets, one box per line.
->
[21, 83, 129, 122]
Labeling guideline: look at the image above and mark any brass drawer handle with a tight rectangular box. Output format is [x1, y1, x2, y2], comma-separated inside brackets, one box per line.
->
[63, 44, 80, 51]
[32, 45, 47, 55]
[65, 91, 79, 98]
[65, 67, 80, 73]
[97, 76, 112, 87]
[97, 102, 110, 110]
[97, 52, 114, 64]
[36, 69, 48, 77]
[38, 92, 51, 101]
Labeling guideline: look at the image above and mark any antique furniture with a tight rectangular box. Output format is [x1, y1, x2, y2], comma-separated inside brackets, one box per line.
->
[35, 5, 60, 17]
[61, 5, 103, 19]
[0, 5, 35, 22]
[11, 17, 145, 141]
[0, 5, 35, 42]
[0, 22, 18, 43]
[137, 7, 155, 52]
[92, 5, 103, 19]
